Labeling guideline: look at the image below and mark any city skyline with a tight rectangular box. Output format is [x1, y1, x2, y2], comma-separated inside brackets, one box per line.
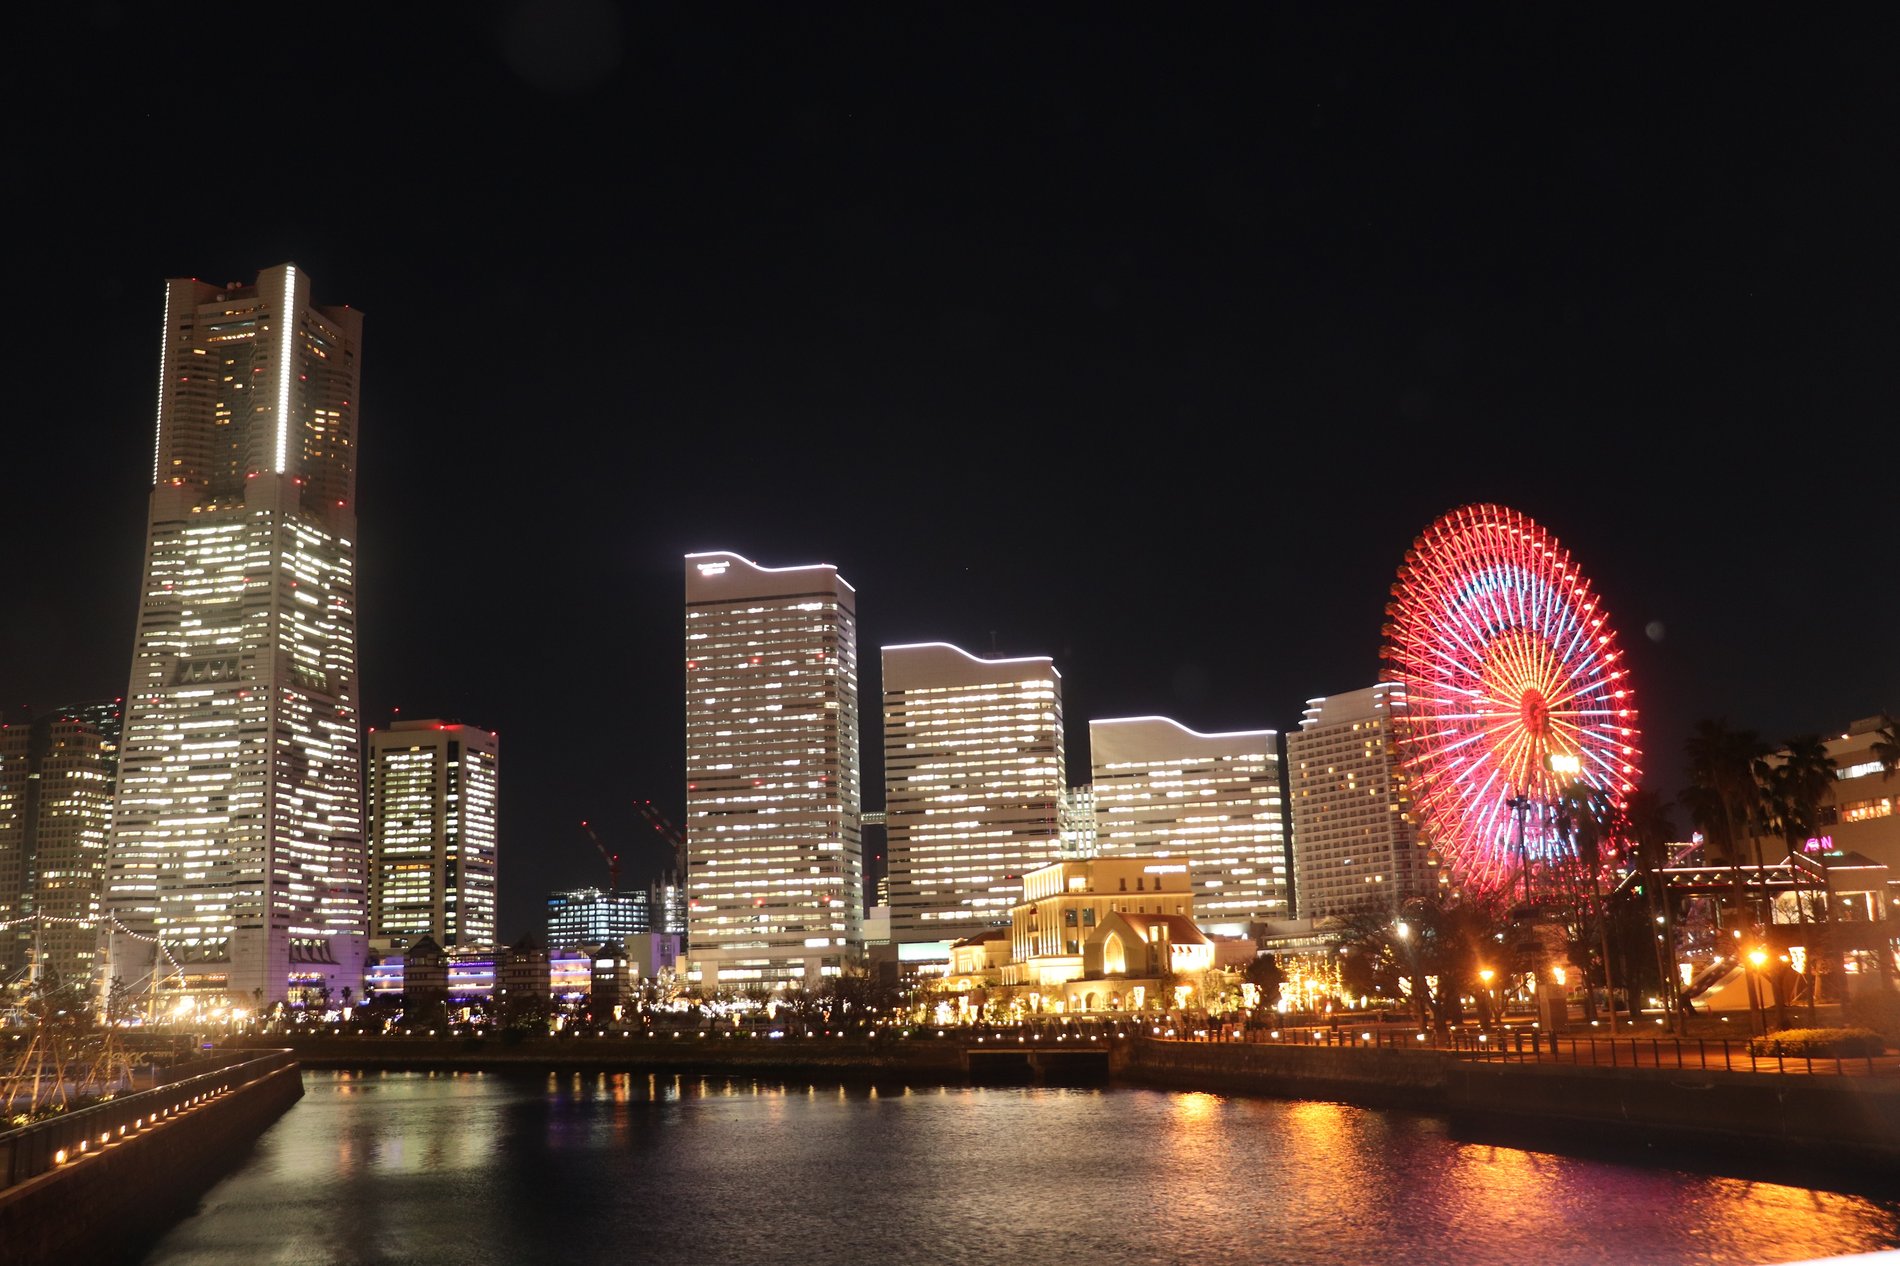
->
[6, 10, 1898, 944]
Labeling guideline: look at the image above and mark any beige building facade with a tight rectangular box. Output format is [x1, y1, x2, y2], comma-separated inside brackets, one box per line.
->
[883, 642, 1064, 965]
[684, 552, 863, 990]
[1090, 716, 1289, 935]
[1286, 683, 1431, 920]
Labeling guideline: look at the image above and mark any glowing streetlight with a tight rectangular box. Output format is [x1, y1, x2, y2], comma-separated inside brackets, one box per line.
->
[1746, 946, 1770, 1037]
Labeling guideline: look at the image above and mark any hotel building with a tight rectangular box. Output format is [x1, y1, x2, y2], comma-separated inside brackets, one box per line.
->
[366, 719, 499, 952]
[1285, 683, 1430, 920]
[1089, 716, 1289, 935]
[104, 264, 368, 1005]
[882, 642, 1064, 965]
[0, 700, 121, 988]
[1806, 716, 1900, 876]
[684, 552, 862, 989]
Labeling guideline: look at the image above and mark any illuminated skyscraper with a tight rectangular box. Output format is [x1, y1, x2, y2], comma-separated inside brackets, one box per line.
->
[104, 264, 367, 1005]
[684, 551, 862, 990]
[1285, 683, 1430, 920]
[882, 642, 1064, 964]
[0, 700, 121, 988]
[545, 886, 648, 951]
[1089, 716, 1289, 936]
[367, 719, 499, 952]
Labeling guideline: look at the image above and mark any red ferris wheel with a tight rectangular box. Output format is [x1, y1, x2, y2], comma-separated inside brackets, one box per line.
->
[1381, 503, 1641, 896]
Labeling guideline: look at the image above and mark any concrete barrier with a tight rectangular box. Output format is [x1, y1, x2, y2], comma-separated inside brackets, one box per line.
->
[0, 1053, 303, 1266]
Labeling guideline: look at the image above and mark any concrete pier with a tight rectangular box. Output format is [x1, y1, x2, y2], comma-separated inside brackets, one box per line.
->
[0, 1051, 303, 1266]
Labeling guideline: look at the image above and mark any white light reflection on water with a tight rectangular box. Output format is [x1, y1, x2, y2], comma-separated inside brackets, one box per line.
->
[136, 1072, 1900, 1266]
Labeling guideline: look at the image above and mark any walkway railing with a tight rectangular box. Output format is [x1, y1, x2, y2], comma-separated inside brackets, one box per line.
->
[1, 1049, 297, 1189]
[1219, 1023, 1891, 1076]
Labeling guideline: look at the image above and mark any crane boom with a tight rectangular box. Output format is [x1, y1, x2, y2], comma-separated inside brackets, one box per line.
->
[637, 800, 687, 883]
[579, 820, 621, 893]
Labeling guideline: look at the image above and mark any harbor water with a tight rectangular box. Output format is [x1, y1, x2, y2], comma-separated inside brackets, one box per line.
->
[136, 1070, 1900, 1266]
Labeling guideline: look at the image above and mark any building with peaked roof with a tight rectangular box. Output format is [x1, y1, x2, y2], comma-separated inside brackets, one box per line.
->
[998, 856, 1220, 1013]
[495, 936, 551, 1029]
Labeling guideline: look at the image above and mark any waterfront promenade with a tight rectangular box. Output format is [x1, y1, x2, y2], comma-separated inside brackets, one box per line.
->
[209, 1019, 1900, 1189]
[7, 1023, 1895, 1264]
[0, 1050, 303, 1266]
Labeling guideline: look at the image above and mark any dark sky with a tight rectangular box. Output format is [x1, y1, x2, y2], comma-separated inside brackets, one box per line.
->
[7, 5, 1898, 942]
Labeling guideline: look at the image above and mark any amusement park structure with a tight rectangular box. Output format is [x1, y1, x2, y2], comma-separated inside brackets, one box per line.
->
[1382, 502, 1641, 900]
[1381, 503, 1642, 1029]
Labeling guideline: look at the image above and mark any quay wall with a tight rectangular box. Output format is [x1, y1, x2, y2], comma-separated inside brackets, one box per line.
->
[214, 1035, 1900, 1178]
[0, 1057, 303, 1266]
[1106, 1034, 1448, 1106]
[1443, 1059, 1900, 1167]
[1112, 1038, 1900, 1172]
[236, 1033, 969, 1079]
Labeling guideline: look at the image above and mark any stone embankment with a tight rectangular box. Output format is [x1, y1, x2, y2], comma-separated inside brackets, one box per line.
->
[241, 1031, 971, 1077]
[0, 1050, 302, 1266]
[1110, 1037, 1900, 1178]
[211, 1031, 1900, 1187]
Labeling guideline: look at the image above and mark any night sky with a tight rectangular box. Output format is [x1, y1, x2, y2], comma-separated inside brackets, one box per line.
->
[7, 7, 1897, 942]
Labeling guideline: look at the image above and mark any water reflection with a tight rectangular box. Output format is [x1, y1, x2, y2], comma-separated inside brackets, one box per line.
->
[135, 1072, 1900, 1266]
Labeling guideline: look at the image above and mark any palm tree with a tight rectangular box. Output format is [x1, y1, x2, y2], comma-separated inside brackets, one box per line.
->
[1681, 719, 1772, 928]
[1768, 734, 1836, 850]
[1621, 789, 1684, 1032]
[1873, 712, 1900, 783]
[1769, 733, 1839, 1014]
[1551, 782, 1622, 1030]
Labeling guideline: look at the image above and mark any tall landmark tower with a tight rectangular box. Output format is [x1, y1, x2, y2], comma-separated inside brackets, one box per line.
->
[105, 264, 367, 1006]
[684, 552, 862, 990]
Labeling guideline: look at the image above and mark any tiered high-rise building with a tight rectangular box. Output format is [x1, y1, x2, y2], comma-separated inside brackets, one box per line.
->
[1089, 716, 1289, 936]
[104, 265, 368, 1005]
[882, 642, 1064, 965]
[1285, 683, 1430, 920]
[0, 700, 122, 990]
[683, 552, 862, 989]
[367, 719, 499, 952]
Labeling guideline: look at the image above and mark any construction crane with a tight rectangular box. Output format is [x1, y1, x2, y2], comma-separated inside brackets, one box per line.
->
[636, 800, 687, 886]
[637, 800, 690, 945]
[578, 819, 622, 893]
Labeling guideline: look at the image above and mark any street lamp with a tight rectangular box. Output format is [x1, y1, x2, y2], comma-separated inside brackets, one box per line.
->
[1478, 967, 1496, 1026]
[1746, 947, 1770, 1038]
